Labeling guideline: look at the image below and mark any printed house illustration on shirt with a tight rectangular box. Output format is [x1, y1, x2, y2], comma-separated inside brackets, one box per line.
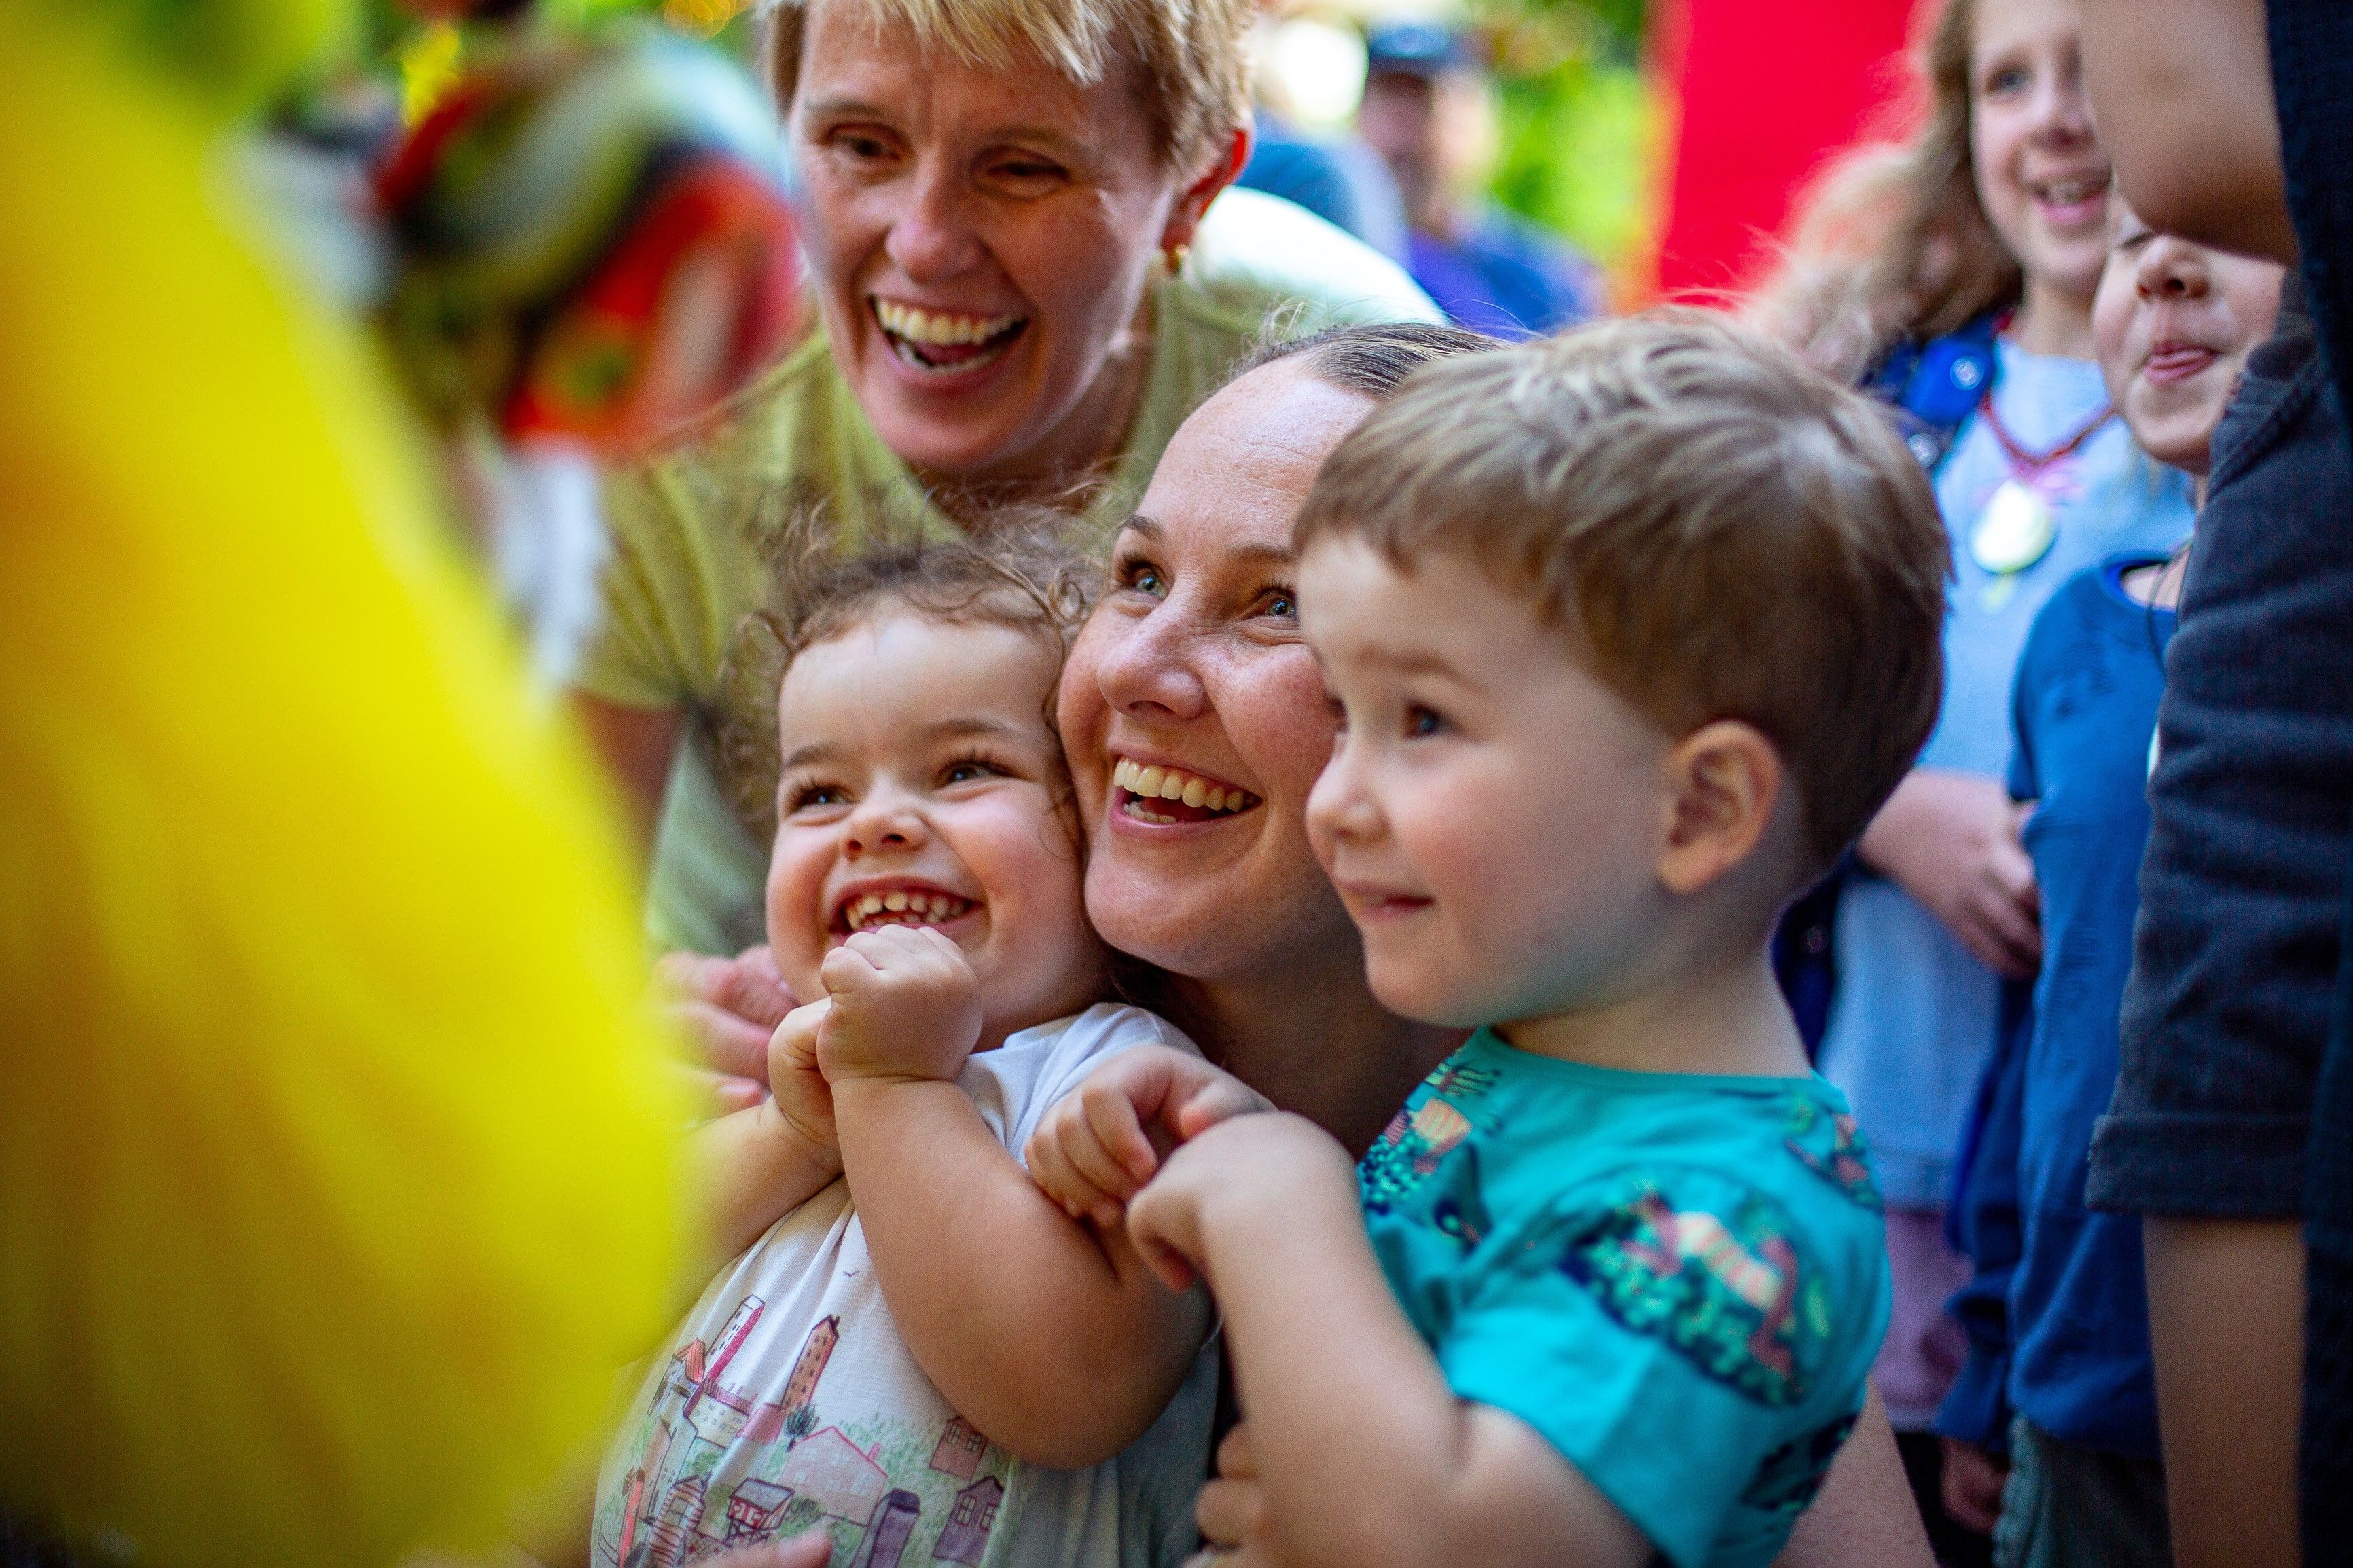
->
[933, 1475, 1005, 1565]
[613, 1301, 849, 1567]
[609, 1298, 1011, 1567]
[929, 1416, 988, 1482]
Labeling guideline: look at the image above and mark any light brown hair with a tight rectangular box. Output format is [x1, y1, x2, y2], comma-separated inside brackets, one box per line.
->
[759, 0, 1255, 178]
[1291, 310, 1948, 868]
[721, 518, 1096, 832]
[1748, 0, 2021, 380]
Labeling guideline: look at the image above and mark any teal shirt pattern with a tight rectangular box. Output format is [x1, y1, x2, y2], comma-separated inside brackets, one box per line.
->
[1359, 1032, 1892, 1568]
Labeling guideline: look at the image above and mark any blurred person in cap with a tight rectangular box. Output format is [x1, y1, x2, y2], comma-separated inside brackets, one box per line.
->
[1355, 16, 1600, 338]
[1237, 7, 1413, 261]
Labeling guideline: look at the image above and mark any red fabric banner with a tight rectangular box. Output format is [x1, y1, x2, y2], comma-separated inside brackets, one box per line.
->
[1649, 0, 1924, 302]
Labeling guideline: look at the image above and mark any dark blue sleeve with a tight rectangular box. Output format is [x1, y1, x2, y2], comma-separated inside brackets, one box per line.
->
[1935, 985, 2030, 1453]
[2089, 350, 2353, 1218]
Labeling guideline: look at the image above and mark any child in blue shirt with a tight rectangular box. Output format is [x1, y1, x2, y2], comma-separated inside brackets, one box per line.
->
[1937, 202, 2283, 1566]
[1024, 314, 1948, 1567]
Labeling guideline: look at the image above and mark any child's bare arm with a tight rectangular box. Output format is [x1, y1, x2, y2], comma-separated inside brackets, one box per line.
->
[1130, 1113, 1652, 1568]
[688, 1000, 841, 1269]
[817, 928, 1214, 1470]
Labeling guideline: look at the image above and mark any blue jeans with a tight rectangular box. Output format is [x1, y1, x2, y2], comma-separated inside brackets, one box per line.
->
[1992, 1417, 2170, 1568]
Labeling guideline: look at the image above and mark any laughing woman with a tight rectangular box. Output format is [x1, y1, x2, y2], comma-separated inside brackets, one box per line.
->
[575, 0, 1439, 954]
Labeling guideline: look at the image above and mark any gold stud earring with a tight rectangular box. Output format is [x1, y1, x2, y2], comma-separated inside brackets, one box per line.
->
[1163, 242, 1191, 276]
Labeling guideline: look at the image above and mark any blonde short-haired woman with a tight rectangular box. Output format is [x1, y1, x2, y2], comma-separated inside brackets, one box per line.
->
[576, 0, 1439, 953]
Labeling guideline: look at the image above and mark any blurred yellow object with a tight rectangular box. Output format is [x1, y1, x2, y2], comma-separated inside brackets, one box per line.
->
[0, 10, 685, 1567]
[399, 18, 464, 124]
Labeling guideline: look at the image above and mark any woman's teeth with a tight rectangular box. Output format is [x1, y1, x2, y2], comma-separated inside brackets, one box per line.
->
[872, 299, 1028, 374]
[840, 890, 975, 932]
[1111, 758, 1257, 822]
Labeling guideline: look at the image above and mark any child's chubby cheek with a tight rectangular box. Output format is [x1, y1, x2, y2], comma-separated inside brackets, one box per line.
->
[764, 839, 842, 1004]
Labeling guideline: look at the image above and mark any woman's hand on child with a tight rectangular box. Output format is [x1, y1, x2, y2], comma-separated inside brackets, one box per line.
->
[1126, 1112, 1357, 1294]
[1025, 1048, 1274, 1230]
[1858, 769, 2043, 979]
[812, 926, 984, 1084]
[654, 944, 798, 1116]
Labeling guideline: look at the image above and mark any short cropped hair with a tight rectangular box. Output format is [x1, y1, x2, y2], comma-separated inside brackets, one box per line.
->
[1242, 320, 1503, 399]
[1292, 310, 1947, 867]
[760, 0, 1254, 177]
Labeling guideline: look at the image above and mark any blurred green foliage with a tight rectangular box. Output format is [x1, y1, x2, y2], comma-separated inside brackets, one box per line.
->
[1490, 52, 1657, 279]
[1477, 0, 1660, 284]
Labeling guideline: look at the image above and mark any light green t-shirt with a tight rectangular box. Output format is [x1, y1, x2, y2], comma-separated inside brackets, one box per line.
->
[579, 187, 1441, 953]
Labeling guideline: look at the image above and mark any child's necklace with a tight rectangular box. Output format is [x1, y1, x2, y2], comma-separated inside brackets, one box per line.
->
[1969, 391, 2115, 598]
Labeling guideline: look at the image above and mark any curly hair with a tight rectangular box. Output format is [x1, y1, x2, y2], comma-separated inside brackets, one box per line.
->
[717, 511, 1098, 838]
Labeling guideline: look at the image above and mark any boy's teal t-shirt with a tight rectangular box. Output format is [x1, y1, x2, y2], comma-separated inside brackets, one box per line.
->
[1359, 1030, 1892, 1568]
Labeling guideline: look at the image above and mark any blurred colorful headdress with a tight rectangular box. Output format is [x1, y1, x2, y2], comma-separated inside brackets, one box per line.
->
[377, 29, 804, 458]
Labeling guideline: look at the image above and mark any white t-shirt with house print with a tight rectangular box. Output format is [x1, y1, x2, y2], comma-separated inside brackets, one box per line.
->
[592, 1004, 1217, 1568]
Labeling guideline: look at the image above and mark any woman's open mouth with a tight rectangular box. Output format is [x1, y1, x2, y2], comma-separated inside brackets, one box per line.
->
[831, 883, 980, 936]
[872, 298, 1029, 377]
[1111, 757, 1260, 825]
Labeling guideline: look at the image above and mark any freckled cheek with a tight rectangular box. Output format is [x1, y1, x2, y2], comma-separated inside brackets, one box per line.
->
[1223, 663, 1341, 814]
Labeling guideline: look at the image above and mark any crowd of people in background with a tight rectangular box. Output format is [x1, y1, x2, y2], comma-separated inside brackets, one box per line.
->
[7, 0, 2352, 1566]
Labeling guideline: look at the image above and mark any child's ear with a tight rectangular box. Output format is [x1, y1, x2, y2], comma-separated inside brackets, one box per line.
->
[1655, 720, 1782, 895]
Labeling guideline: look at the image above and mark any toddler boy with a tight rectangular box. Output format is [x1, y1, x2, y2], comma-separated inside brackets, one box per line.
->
[1032, 313, 1947, 1567]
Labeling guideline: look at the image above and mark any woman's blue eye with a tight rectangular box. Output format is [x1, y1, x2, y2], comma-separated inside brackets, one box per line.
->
[1123, 562, 1167, 596]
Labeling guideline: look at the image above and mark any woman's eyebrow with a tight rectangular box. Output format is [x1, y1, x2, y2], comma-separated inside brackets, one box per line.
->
[1115, 514, 1292, 568]
[798, 94, 893, 124]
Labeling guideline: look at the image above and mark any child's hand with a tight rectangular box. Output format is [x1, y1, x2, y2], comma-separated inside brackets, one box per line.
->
[1190, 1423, 1274, 1566]
[1859, 769, 2042, 980]
[1127, 1112, 1355, 1293]
[765, 998, 840, 1167]
[812, 926, 984, 1085]
[1024, 1048, 1273, 1229]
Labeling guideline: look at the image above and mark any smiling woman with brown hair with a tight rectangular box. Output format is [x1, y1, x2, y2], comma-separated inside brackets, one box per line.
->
[573, 0, 1438, 956]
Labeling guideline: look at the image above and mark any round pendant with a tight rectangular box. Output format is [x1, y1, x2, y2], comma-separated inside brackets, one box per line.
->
[1970, 479, 2058, 577]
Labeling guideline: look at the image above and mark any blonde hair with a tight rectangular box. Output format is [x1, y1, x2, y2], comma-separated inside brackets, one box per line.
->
[1749, 0, 2021, 381]
[759, 0, 1255, 177]
[1292, 311, 1948, 868]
